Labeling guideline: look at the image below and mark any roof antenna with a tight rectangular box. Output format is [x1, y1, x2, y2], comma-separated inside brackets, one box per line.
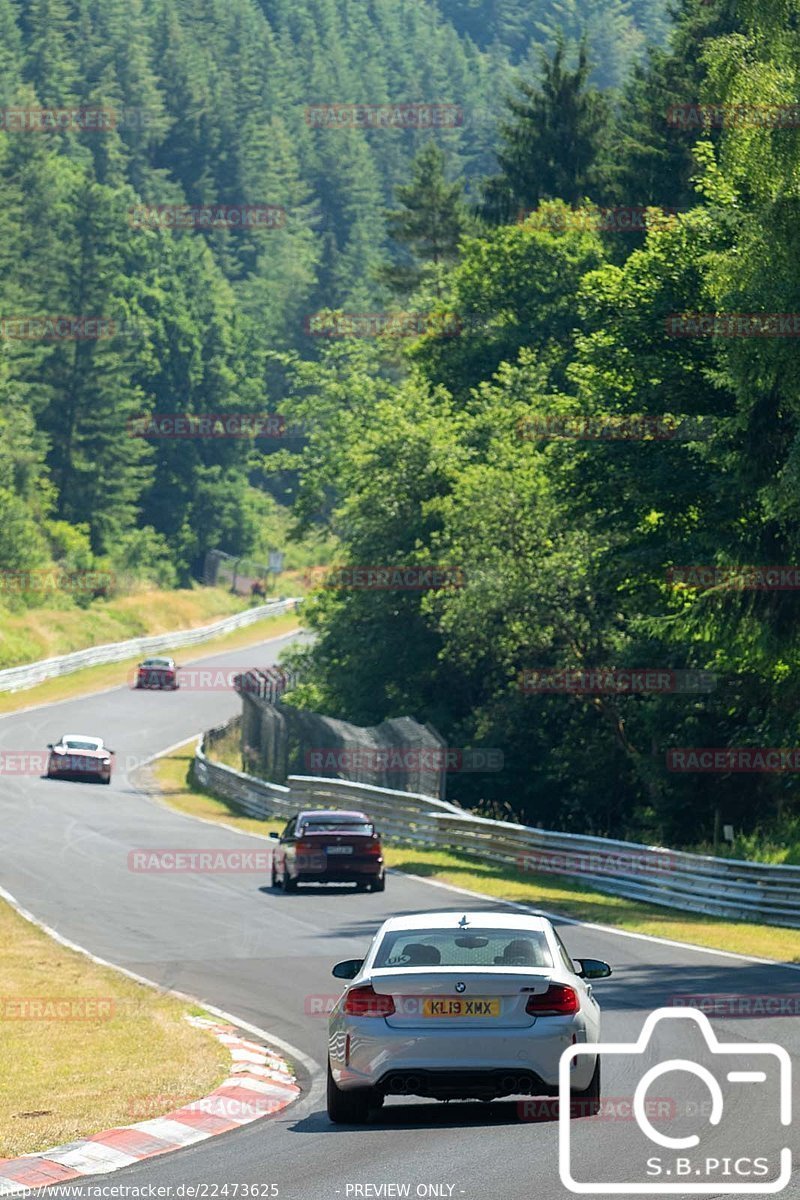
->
[458, 915, 470, 927]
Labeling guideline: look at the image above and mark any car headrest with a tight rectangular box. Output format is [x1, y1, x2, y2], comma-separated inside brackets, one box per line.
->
[498, 938, 538, 965]
[402, 942, 442, 965]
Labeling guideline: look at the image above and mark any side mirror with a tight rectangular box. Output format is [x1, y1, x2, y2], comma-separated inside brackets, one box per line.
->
[107, 750, 115, 756]
[332, 959, 363, 980]
[575, 958, 612, 980]
[47, 743, 53, 750]
[269, 832, 279, 840]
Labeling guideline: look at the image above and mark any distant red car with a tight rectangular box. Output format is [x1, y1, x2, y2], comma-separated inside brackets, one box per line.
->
[270, 809, 385, 893]
[135, 656, 179, 689]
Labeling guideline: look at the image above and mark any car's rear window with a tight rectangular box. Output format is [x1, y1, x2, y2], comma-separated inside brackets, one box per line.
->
[373, 929, 553, 969]
[301, 821, 374, 836]
[63, 740, 101, 751]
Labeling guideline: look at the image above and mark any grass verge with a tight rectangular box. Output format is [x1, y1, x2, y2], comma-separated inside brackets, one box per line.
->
[0, 607, 301, 716]
[0, 897, 229, 1158]
[150, 742, 800, 965]
[0, 585, 257, 670]
[151, 743, 284, 840]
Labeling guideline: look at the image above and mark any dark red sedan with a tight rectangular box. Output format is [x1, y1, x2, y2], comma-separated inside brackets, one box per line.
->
[134, 656, 179, 689]
[270, 809, 385, 893]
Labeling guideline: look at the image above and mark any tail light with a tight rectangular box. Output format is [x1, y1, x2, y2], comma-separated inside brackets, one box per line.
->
[364, 838, 382, 856]
[526, 984, 580, 1016]
[295, 840, 316, 854]
[343, 985, 395, 1017]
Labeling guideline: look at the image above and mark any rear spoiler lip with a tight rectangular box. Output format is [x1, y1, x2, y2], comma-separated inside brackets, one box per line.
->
[367, 968, 554, 992]
[369, 967, 553, 976]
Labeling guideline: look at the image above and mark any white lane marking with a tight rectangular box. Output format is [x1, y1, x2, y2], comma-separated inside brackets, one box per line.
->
[46, 1144, 140, 1172]
[227, 1048, 268, 1065]
[0, 882, 320, 1077]
[216, 1076, 292, 1095]
[128, 1117, 210, 1146]
[397, 872, 800, 974]
[0, 630, 302, 721]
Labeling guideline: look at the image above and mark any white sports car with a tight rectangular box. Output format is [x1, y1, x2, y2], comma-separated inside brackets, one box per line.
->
[327, 910, 611, 1123]
[46, 734, 114, 784]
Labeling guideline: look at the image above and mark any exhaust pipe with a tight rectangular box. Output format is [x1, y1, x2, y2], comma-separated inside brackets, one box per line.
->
[385, 1073, 422, 1094]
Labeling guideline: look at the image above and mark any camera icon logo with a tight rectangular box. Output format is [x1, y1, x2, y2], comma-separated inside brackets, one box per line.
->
[559, 1007, 792, 1194]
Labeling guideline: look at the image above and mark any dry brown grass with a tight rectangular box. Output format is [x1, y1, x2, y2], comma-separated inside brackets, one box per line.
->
[0, 899, 228, 1157]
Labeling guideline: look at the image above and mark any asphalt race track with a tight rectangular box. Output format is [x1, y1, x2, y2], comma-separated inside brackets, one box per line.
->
[2, 631, 799, 1200]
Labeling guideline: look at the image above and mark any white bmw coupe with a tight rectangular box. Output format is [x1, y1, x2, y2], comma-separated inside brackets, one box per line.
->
[327, 910, 611, 1123]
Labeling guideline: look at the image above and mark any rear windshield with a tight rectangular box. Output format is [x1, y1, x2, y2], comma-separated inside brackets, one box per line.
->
[301, 820, 374, 835]
[63, 740, 101, 751]
[373, 929, 553, 969]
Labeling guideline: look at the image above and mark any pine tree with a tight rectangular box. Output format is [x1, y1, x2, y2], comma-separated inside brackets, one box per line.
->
[481, 39, 613, 222]
[0, 0, 23, 106]
[606, 0, 743, 209]
[35, 178, 153, 550]
[379, 142, 472, 298]
[23, 0, 77, 104]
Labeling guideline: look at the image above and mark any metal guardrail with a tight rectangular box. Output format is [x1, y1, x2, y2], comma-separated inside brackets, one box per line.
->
[0, 598, 301, 693]
[194, 734, 800, 928]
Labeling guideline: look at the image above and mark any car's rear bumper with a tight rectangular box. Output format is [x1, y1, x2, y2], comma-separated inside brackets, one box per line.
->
[377, 1067, 557, 1100]
[330, 1016, 592, 1092]
[48, 760, 110, 781]
[48, 769, 110, 780]
[293, 853, 383, 883]
[295, 861, 383, 883]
